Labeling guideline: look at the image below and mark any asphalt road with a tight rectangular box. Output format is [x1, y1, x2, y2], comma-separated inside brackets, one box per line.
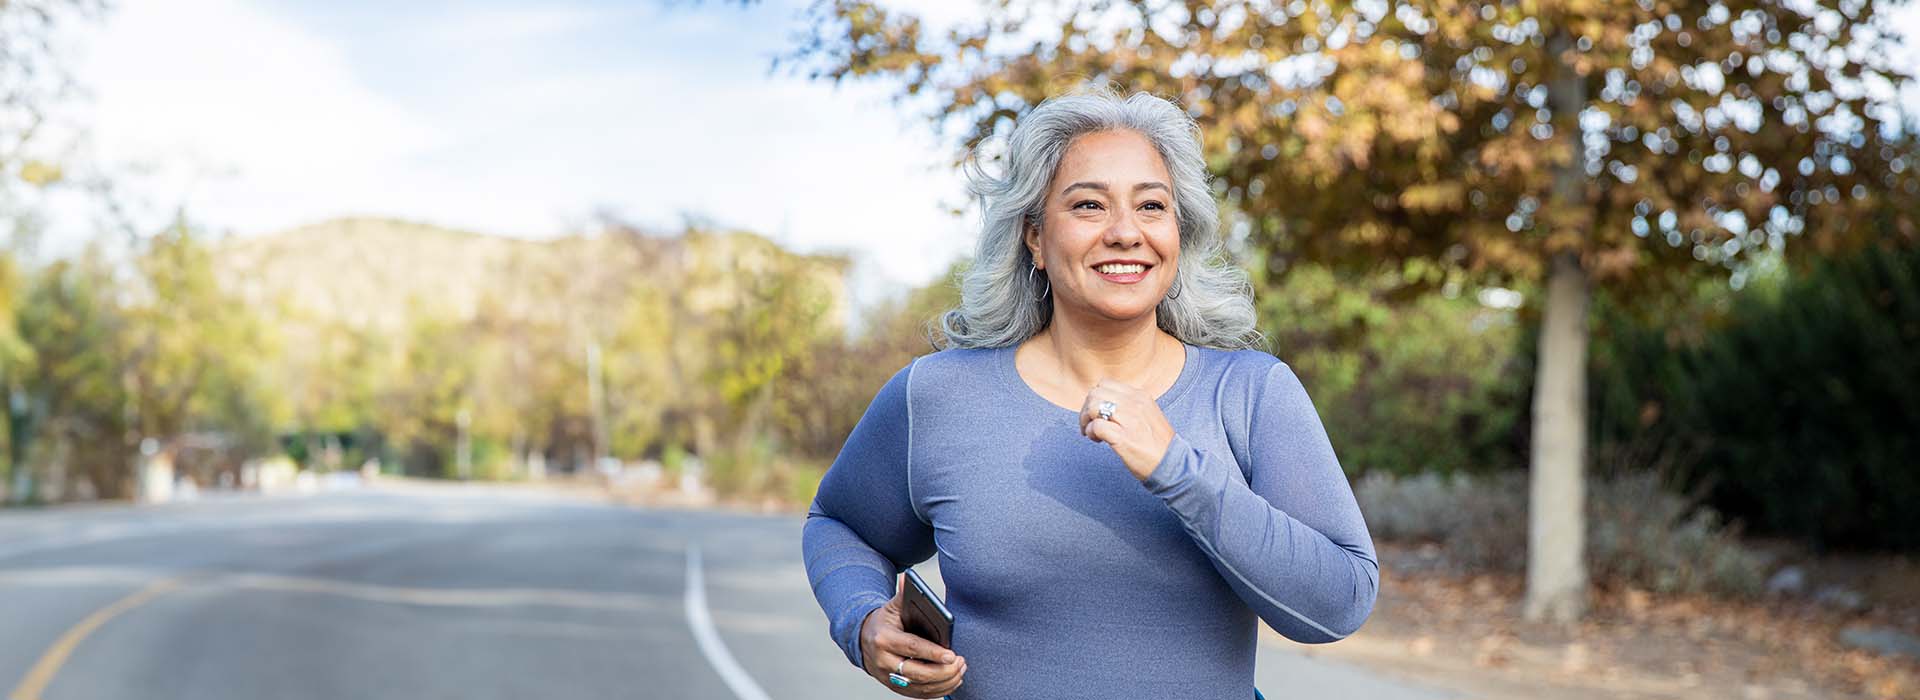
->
[0, 483, 1451, 699]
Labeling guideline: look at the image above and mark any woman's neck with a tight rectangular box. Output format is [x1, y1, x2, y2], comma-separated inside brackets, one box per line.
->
[1032, 308, 1176, 390]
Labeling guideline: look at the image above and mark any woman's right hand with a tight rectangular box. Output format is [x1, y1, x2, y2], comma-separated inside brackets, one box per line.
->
[859, 576, 966, 697]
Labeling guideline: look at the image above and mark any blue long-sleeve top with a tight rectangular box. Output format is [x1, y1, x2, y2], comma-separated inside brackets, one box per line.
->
[802, 342, 1379, 699]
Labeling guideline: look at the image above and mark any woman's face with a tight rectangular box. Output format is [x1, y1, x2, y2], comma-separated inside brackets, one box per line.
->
[1027, 128, 1181, 324]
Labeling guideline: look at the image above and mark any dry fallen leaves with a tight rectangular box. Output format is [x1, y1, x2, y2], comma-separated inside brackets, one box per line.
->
[1344, 542, 1920, 700]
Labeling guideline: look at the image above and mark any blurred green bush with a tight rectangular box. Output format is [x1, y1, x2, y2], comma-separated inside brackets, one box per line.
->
[1255, 261, 1532, 478]
[1590, 243, 1920, 551]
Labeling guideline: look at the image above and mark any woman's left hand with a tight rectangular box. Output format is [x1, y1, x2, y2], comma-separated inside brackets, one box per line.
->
[1079, 378, 1176, 482]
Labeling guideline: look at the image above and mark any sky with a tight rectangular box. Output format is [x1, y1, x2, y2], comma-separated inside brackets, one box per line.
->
[30, 0, 1920, 304]
[39, 0, 988, 312]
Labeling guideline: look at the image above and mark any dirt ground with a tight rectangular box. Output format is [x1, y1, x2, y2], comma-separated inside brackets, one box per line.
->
[1277, 542, 1920, 700]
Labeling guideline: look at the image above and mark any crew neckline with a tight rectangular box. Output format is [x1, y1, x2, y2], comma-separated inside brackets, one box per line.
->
[997, 338, 1200, 419]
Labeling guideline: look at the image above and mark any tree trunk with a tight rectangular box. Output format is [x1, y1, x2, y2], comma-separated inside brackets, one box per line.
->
[1525, 251, 1590, 623]
[1526, 29, 1592, 624]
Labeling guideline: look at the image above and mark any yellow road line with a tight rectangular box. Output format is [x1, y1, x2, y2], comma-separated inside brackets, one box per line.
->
[8, 577, 183, 700]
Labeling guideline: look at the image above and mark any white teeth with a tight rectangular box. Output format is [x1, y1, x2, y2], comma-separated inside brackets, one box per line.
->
[1095, 263, 1146, 274]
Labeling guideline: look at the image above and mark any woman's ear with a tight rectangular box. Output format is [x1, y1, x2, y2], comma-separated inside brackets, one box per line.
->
[1025, 221, 1043, 270]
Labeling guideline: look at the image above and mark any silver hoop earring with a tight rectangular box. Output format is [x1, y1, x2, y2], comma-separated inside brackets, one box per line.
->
[1028, 262, 1050, 301]
[1166, 276, 1182, 300]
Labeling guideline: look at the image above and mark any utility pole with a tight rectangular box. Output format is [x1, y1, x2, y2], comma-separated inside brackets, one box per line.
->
[587, 340, 608, 469]
[456, 406, 472, 480]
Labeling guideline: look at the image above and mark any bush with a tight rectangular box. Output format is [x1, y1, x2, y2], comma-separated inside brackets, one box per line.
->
[1355, 469, 1769, 596]
[1256, 261, 1532, 478]
[1590, 243, 1920, 551]
[703, 434, 824, 506]
[1587, 471, 1768, 596]
[1354, 470, 1528, 571]
[704, 435, 778, 497]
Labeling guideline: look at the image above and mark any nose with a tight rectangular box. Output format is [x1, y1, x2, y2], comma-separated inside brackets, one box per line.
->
[1102, 211, 1145, 248]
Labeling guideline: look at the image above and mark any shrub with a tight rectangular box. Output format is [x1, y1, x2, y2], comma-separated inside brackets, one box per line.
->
[1590, 243, 1920, 551]
[1256, 261, 1531, 478]
[1354, 470, 1527, 572]
[1355, 469, 1769, 596]
[1587, 471, 1768, 595]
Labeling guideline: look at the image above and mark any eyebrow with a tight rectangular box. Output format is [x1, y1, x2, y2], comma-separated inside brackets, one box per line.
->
[1061, 181, 1171, 195]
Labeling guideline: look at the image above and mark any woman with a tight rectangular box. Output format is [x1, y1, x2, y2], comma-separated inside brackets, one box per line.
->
[802, 86, 1378, 699]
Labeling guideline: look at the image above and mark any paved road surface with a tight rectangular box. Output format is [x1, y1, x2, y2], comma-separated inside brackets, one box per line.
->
[0, 484, 1452, 699]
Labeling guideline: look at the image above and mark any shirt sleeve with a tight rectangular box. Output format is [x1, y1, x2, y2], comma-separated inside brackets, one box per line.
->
[801, 360, 937, 670]
[1140, 360, 1380, 642]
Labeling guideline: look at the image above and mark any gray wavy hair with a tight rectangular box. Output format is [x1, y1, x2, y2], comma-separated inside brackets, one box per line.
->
[937, 85, 1264, 350]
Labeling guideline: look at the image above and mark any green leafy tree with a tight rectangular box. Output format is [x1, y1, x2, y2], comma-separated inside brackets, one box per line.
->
[1252, 256, 1530, 479]
[702, 233, 847, 419]
[15, 222, 278, 500]
[777, 258, 966, 462]
[601, 278, 677, 460]
[786, 0, 1919, 621]
[123, 222, 278, 448]
[380, 310, 483, 478]
[0, 0, 99, 496]
[0, 254, 37, 493]
[691, 231, 848, 493]
[15, 253, 127, 501]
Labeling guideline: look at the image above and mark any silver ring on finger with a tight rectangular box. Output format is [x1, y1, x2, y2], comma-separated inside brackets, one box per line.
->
[889, 657, 911, 687]
[1098, 400, 1117, 422]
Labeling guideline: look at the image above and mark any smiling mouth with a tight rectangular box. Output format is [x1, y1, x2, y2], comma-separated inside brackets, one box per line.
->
[1092, 262, 1152, 284]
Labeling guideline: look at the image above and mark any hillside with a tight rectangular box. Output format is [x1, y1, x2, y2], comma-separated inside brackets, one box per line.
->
[211, 216, 851, 335]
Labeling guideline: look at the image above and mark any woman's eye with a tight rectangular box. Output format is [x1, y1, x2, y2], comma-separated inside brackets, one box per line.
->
[1072, 201, 1103, 210]
[1141, 201, 1167, 211]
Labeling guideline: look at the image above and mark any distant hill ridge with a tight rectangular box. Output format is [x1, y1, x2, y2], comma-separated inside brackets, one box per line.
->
[211, 216, 850, 334]
[214, 217, 548, 332]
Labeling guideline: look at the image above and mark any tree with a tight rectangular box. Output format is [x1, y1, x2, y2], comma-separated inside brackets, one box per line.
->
[775, 257, 964, 461]
[0, 253, 37, 495]
[380, 310, 484, 478]
[122, 221, 276, 450]
[15, 253, 127, 501]
[52, 221, 279, 497]
[0, 0, 101, 498]
[0, 0, 98, 191]
[785, 0, 1919, 622]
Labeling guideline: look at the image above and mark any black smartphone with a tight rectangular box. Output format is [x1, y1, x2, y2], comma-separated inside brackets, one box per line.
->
[899, 567, 953, 650]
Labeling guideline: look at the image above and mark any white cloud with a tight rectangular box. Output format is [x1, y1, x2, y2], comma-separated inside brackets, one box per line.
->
[40, 0, 979, 293]
[43, 0, 450, 251]
[423, 5, 614, 46]
[83, 1, 447, 174]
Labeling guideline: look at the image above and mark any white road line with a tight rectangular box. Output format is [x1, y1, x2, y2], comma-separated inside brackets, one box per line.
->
[684, 544, 774, 700]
